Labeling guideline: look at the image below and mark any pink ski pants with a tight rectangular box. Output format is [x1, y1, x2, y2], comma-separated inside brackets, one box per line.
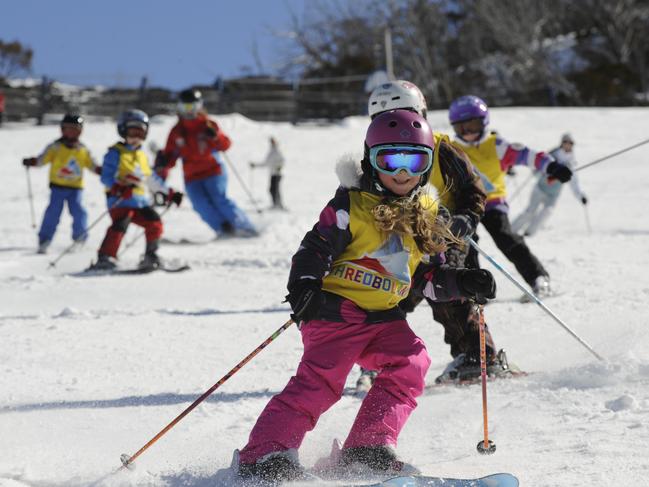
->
[239, 318, 431, 464]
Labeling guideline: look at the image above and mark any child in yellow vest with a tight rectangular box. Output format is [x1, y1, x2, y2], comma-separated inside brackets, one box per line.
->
[448, 95, 573, 297]
[235, 110, 496, 482]
[91, 109, 183, 271]
[22, 114, 100, 253]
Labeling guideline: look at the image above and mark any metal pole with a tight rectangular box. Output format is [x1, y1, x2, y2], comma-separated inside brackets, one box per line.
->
[575, 137, 649, 173]
[221, 152, 264, 214]
[48, 197, 123, 269]
[120, 318, 295, 470]
[384, 26, 394, 80]
[475, 303, 496, 454]
[25, 167, 37, 228]
[469, 239, 604, 362]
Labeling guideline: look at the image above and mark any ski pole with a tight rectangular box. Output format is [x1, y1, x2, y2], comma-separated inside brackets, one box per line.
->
[118, 204, 173, 258]
[25, 167, 37, 228]
[469, 239, 604, 361]
[222, 152, 264, 214]
[475, 302, 496, 455]
[48, 197, 123, 269]
[575, 137, 649, 173]
[119, 318, 295, 470]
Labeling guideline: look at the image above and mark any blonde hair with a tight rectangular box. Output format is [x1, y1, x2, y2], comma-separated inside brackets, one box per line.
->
[371, 190, 463, 254]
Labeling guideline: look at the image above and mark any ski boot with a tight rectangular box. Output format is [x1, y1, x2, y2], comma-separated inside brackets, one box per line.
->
[340, 445, 420, 476]
[355, 368, 378, 396]
[237, 449, 307, 483]
[37, 239, 51, 254]
[522, 275, 551, 302]
[138, 252, 161, 271]
[88, 254, 117, 271]
[435, 349, 511, 383]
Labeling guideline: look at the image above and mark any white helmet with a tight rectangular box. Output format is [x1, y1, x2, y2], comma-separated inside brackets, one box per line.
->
[368, 80, 428, 119]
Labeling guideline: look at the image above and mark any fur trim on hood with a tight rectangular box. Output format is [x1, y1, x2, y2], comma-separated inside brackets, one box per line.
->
[335, 153, 363, 189]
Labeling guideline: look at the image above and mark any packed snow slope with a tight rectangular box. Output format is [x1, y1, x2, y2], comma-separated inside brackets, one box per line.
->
[1, 108, 648, 487]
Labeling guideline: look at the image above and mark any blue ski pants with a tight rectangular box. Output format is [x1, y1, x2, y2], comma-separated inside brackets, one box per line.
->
[38, 185, 88, 243]
[184, 174, 255, 234]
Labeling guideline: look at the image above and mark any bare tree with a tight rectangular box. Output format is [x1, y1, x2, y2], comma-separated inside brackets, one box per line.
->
[0, 40, 33, 80]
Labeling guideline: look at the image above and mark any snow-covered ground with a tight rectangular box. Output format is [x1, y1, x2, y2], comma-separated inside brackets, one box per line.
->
[1, 108, 648, 487]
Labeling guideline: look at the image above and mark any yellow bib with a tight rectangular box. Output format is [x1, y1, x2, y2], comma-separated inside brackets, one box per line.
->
[110, 143, 151, 197]
[428, 132, 455, 210]
[322, 191, 436, 311]
[42, 142, 94, 189]
[451, 134, 505, 201]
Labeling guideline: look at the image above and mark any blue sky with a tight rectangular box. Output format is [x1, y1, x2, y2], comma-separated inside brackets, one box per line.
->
[2, 0, 303, 89]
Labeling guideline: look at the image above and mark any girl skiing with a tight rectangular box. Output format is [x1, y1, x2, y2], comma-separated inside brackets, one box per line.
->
[448, 95, 573, 298]
[235, 110, 497, 482]
[512, 133, 588, 237]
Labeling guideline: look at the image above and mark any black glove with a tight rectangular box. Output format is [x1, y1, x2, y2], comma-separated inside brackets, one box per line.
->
[457, 269, 496, 301]
[22, 157, 38, 167]
[169, 189, 183, 206]
[95, 166, 103, 175]
[204, 124, 218, 138]
[286, 279, 324, 323]
[449, 214, 474, 239]
[581, 195, 588, 205]
[546, 161, 572, 183]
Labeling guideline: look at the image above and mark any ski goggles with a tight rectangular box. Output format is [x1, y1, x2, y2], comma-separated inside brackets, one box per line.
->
[369, 144, 433, 177]
[125, 126, 147, 139]
[452, 117, 485, 135]
[177, 100, 203, 118]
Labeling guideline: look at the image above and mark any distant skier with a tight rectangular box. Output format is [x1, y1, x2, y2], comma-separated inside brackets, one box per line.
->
[89, 109, 183, 271]
[449, 95, 573, 298]
[512, 133, 587, 237]
[155, 88, 257, 237]
[234, 110, 497, 482]
[249, 136, 286, 210]
[22, 114, 100, 254]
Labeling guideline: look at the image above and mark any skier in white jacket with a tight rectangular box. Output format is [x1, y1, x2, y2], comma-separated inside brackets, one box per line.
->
[250, 136, 286, 210]
[512, 133, 587, 237]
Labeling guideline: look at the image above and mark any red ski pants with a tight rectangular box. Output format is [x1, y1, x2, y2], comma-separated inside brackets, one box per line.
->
[99, 207, 162, 258]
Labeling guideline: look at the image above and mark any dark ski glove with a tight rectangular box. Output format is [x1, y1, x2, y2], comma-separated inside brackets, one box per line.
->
[286, 279, 324, 324]
[449, 214, 474, 239]
[456, 269, 496, 301]
[22, 157, 37, 167]
[546, 161, 573, 183]
[581, 195, 588, 205]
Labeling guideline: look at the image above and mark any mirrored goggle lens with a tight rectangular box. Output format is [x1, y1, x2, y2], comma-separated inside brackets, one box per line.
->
[453, 118, 484, 134]
[374, 149, 431, 174]
[178, 101, 202, 115]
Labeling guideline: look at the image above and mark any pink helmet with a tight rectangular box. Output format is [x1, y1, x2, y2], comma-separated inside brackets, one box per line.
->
[365, 110, 434, 150]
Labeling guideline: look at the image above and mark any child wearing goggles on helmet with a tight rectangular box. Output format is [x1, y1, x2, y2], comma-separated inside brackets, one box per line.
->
[358, 81, 500, 392]
[234, 110, 497, 483]
[449, 95, 574, 300]
[154, 88, 258, 238]
[22, 114, 101, 254]
[90, 109, 183, 272]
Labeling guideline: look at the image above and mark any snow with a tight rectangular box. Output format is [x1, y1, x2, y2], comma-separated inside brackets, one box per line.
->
[1, 107, 649, 486]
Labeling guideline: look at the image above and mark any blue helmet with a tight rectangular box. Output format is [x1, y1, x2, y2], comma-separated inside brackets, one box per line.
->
[117, 109, 149, 138]
[448, 95, 489, 126]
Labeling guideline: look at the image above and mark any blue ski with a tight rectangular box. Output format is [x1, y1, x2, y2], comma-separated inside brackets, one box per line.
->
[352, 473, 519, 487]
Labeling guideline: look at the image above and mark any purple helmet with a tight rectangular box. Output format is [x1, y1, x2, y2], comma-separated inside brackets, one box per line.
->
[448, 95, 489, 125]
[365, 109, 434, 150]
